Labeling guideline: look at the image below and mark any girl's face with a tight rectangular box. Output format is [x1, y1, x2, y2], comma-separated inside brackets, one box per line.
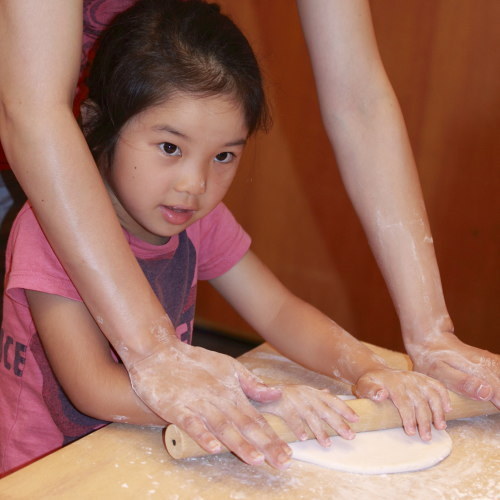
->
[106, 93, 248, 245]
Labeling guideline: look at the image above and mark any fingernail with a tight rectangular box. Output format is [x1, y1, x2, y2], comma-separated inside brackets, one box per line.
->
[373, 390, 384, 400]
[268, 385, 282, 393]
[250, 451, 265, 463]
[278, 452, 292, 465]
[477, 384, 492, 400]
[208, 440, 221, 452]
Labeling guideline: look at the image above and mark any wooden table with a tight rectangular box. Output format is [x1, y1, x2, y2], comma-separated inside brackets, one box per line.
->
[1, 344, 499, 499]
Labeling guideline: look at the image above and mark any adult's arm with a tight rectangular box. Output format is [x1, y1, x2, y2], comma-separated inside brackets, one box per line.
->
[0, 0, 291, 468]
[0, 0, 165, 360]
[296, 0, 498, 406]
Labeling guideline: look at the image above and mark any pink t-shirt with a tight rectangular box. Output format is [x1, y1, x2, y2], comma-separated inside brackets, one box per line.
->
[0, 202, 250, 475]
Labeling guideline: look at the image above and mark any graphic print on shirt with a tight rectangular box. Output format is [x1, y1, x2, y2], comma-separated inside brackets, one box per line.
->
[137, 231, 197, 344]
[0, 329, 27, 377]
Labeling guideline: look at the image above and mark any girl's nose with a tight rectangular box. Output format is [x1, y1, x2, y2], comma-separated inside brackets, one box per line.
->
[175, 164, 207, 195]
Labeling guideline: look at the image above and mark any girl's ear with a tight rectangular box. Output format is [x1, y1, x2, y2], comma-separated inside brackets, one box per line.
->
[79, 99, 101, 136]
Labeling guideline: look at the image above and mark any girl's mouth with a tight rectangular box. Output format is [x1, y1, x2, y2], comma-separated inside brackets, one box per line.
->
[160, 205, 196, 225]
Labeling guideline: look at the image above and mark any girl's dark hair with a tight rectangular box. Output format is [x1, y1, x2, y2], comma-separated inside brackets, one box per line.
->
[84, 0, 269, 166]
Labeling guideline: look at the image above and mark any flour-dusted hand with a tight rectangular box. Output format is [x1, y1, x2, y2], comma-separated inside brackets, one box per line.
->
[127, 341, 294, 469]
[406, 331, 500, 409]
[255, 385, 358, 447]
[353, 369, 451, 441]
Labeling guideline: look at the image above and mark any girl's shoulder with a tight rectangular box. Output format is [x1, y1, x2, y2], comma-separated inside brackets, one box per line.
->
[7, 201, 57, 265]
[8, 202, 42, 239]
[189, 203, 241, 239]
[189, 203, 251, 281]
[5, 202, 82, 304]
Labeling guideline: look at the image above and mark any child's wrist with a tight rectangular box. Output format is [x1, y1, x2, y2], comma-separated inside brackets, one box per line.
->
[353, 361, 392, 385]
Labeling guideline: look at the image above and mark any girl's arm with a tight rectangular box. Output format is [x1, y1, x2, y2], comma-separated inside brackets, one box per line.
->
[296, 0, 499, 406]
[25, 289, 291, 468]
[0, 0, 289, 469]
[211, 251, 451, 440]
[26, 290, 166, 426]
[26, 289, 360, 449]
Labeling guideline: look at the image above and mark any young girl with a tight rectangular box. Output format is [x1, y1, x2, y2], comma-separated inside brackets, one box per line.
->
[0, 0, 451, 474]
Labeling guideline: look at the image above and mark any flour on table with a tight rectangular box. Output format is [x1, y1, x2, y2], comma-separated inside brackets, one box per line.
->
[290, 427, 452, 474]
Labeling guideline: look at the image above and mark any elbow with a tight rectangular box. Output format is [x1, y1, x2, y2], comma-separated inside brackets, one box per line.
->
[66, 387, 112, 423]
[0, 94, 13, 140]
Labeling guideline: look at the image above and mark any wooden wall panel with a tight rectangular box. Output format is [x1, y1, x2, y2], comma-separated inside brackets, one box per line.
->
[195, 0, 500, 354]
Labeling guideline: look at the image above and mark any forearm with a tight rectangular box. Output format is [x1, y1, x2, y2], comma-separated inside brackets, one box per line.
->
[263, 296, 388, 385]
[0, 0, 177, 363]
[213, 252, 388, 384]
[3, 110, 176, 357]
[72, 362, 167, 426]
[331, 97, 452, 343]
[25, 291, 170, 426]
[297, 0, 452, 345]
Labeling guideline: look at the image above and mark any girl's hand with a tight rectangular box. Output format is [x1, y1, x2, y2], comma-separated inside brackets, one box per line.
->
[128, 341, 294, 469]
[406, 331, 499, 409]
[255, 385, 358, 447]
[353, 369, 451, 440]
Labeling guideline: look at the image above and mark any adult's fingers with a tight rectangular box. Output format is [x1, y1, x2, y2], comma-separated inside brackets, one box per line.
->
[408, 333, 499, 409]
[431, 361, 494, 403]
[173, 407, 222, 454]
[217, 400, 293, 468]
[174, 396, 293, 468]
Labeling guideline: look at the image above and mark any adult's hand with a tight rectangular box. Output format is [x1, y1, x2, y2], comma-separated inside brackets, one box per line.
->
[128, 341, 294, 469]
[406, 331, 499, 409]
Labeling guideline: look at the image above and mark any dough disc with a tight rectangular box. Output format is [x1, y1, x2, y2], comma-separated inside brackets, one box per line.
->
[290, 427, 452, 474]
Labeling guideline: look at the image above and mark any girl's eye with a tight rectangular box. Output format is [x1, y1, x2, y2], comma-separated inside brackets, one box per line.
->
[215, 152, 234, 164]
[161, 142, 181, 156]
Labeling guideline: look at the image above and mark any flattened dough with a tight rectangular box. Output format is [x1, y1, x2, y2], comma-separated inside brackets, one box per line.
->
[290, 427, 452, 474]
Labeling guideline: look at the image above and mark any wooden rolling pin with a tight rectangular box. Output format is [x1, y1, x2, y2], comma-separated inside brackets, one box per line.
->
[164, 392, 498, 459]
